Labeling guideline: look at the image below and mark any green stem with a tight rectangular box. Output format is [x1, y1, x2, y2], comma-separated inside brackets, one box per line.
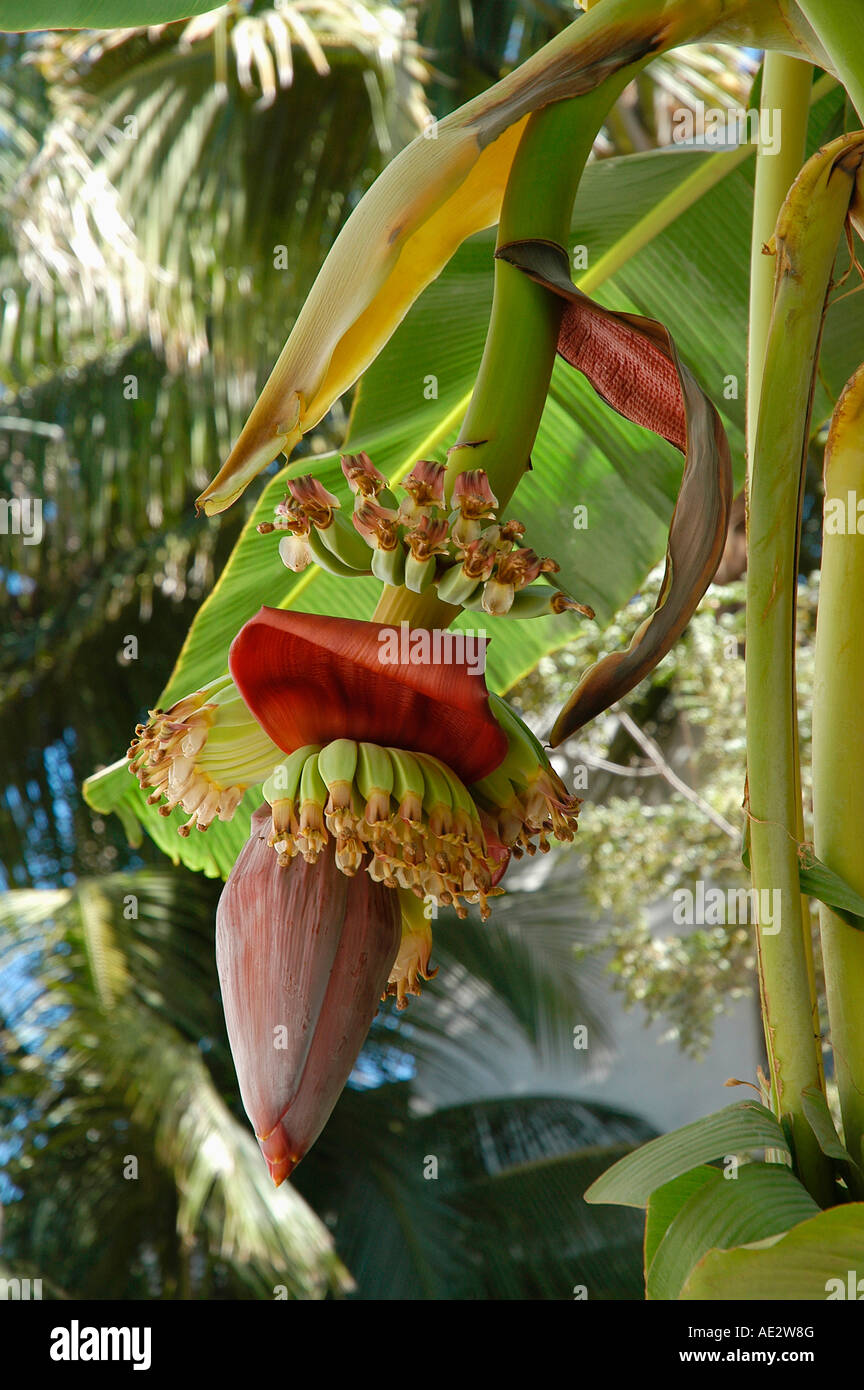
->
[746, 53, 825, 1105]
[794, 0, 864, 121]
[746, 135, 862, 1206]
[444, 73, 641, 511]
[372, 582, 458, 629]
[813, 364, 864, 1169]
[374, 72, 641, 626]
[747, 54, 813, 467]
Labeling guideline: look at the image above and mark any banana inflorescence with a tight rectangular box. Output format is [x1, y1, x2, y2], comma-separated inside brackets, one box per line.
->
[127, 669, 581, 1006]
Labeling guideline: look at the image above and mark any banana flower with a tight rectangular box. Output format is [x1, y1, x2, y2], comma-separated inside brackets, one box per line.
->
[127, 610, 580, 1181]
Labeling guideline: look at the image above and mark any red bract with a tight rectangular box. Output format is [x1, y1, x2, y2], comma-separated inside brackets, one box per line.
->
[229, 607, 508, 785]
[216, 806, 401, 1185]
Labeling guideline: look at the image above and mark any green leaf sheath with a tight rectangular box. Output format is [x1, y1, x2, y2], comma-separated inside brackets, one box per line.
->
[746, 133, 864, 1205]
[813, 364, 864, 1170]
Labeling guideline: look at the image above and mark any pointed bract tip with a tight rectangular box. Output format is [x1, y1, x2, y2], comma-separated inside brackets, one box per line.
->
[196, 418, 303, 516]
[259, 1124, 300, 1187]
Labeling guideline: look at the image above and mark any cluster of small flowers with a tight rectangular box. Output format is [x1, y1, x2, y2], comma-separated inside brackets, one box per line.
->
[127, 689, 245, 835]
[126, 676, 279, 834]
[265, 743, 506, 921]
[477, 762, 582, 859]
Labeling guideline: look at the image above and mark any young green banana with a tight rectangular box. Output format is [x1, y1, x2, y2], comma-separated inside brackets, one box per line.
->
[462, 583, 589, 618]
[434, 563, 483, 607]
[318, 738, 359, 812]
[371, 543, 407, 588]
[307, 525, 371, 577]
[316, 511, 375, 572]
[357, 742, 394, 823]
[404, 552, 438, 593]
[389, 747, 426, 825]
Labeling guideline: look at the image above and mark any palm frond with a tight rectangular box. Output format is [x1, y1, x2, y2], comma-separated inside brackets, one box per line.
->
[294, 1084, 653, 1299]
[365, 876, 613, 1096]
[0, 872, 351, 1298]
[3, 6, 427, 378]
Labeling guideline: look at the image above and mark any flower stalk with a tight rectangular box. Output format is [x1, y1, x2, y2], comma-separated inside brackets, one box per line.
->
[443, 80, 637, 513]
[373, 76, 641, 628]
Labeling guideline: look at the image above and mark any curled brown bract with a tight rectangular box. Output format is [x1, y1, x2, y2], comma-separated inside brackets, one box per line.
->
[496, 238, 732, 744]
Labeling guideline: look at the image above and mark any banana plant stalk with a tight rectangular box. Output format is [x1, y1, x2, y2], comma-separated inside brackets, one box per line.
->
[746, 53, 825, 1099]
[745, 133, 864, 1205]
[812, 365, 864, 1171]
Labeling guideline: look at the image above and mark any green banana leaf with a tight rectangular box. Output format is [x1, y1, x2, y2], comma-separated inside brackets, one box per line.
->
[584, 1101, 789, 1207]
[0, 2, 220, 26]
[646, 1162, 818, 1301]
[679, 1202, 864, 1300]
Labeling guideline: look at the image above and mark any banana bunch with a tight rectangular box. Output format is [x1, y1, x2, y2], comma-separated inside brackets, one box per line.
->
[258, 695, 580, 911]
[261, 737, 502, 919]
[472, 694, 582, 855]
[259, 452, 594, 619]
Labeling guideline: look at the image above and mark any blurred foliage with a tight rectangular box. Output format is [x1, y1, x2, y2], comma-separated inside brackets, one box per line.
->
[0, 4, 428, 743]
[0, 865, 650, 1298]
[293, 1084, 653, 1300]
[515, 574, 823, 1058]
[0, 869, 350, 1298]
